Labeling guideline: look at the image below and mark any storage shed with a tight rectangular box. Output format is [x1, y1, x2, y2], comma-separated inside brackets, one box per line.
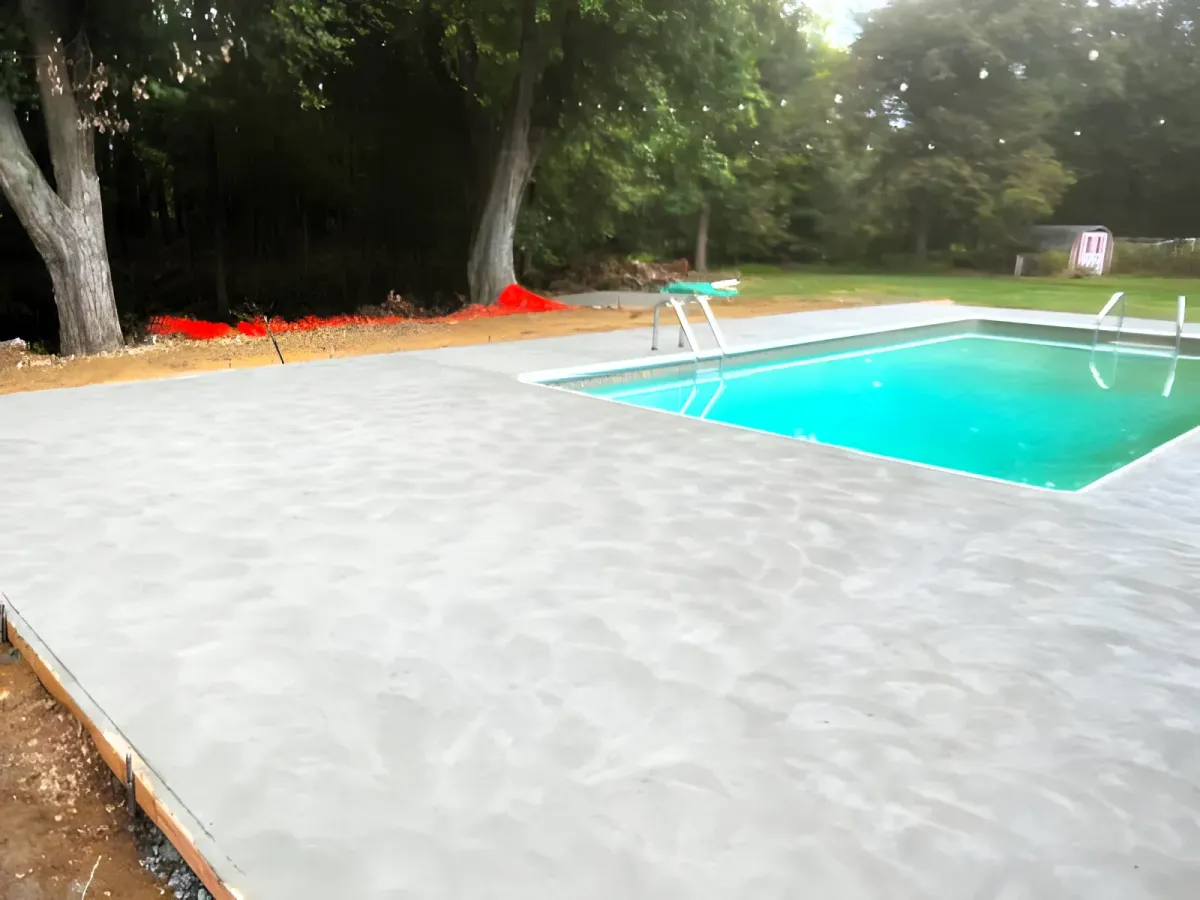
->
[1020, 225, 1114, 275]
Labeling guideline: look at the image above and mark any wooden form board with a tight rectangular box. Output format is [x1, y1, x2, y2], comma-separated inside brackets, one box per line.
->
[5, 614, 244, 900]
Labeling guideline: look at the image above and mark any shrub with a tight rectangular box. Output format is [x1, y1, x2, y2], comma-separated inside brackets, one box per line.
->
[1112, 241, 1200, 277]
[1016, 251, 1071, 276]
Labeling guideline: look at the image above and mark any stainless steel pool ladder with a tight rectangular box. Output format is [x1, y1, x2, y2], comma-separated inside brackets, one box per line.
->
[651, 295, 729, 356]
[1164, 295, 1187, 397]
[1089, 292, 1187, 397]
[679, 379, 726, 419]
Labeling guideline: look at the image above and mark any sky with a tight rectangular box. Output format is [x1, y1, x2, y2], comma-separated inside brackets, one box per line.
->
[808, 0, 887, 46]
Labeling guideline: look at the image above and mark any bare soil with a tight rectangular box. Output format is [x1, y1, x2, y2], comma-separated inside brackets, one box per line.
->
[0, 647, 167, 899]
[0, 294, 886, 395]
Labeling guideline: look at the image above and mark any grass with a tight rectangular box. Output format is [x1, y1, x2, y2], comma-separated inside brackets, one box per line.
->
[735, 266, 1200, 323]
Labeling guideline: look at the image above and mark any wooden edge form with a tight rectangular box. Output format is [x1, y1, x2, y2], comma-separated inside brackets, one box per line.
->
[6, 616, 244, 900]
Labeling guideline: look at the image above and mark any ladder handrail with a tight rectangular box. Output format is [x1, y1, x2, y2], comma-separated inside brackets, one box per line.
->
[1091, 290, 1127, 352]
[1165, 295, 1187, 397]
[1175, 295, 1186, 357]
[1088, 292, 1187, 396]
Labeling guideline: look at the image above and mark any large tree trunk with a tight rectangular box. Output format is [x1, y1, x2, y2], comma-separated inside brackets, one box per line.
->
[466, 7, 541, 307]
[694, 198, 711, 274]
[0, 0, 123, 355]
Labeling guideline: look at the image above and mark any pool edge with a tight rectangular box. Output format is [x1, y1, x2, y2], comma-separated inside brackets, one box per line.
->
[517, 316, 1200, 496]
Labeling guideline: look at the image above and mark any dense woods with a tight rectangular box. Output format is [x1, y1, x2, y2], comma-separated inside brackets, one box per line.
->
[2, 0, 1199, 353]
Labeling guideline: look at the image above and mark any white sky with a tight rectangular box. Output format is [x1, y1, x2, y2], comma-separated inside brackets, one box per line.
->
[807, 0, 887, 46]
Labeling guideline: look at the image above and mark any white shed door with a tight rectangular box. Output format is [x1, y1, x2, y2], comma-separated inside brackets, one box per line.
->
[1078, 231, 1109, 274]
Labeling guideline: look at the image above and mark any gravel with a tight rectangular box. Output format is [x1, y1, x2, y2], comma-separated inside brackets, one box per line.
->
[132, 813, 208, 900]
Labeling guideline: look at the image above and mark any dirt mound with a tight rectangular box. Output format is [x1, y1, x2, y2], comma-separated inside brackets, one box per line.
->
[356, 291, 421, 319]
[547, 256, 691, 294]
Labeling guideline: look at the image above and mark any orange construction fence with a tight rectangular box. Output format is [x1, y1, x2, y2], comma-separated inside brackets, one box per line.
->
[148, 284, 571, 341]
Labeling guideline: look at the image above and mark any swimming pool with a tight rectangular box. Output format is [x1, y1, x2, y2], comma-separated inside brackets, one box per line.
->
[542, 324, 1200, 491]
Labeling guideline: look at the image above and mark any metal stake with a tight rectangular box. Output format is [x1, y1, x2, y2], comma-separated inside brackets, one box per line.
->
[125, 753, 137, 821]
[264, 319, 286, 365]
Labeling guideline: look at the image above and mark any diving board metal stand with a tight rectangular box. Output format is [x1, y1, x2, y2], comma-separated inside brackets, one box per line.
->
[652, 295, 729, 354]
[650, 280, 739, 355]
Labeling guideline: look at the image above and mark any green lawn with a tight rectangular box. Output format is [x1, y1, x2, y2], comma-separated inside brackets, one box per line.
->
[735, 266, 1199, 323]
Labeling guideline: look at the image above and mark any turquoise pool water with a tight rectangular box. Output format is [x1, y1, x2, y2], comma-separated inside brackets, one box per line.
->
[579, 334, 1200, 490]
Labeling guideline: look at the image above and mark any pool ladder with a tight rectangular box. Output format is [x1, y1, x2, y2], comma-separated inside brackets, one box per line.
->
[651, 295, 729, 357]
[1089, 291, 1187, 396]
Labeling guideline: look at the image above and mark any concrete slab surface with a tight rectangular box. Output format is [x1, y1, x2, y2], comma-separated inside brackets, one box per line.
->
[2, 305, 1199, 899]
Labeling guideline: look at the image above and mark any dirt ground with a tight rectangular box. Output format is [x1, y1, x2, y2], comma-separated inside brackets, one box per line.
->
[0, 294, 886, 395]
[0, 647, 169, 900]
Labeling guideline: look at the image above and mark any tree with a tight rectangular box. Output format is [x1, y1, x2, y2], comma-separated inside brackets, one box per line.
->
[0, 0, 359, 354]
[513, 0, 831, 275]
[0, 0, 129, 354]
[1052, 0, 1200, 236]
[413, 0, 762, 305]
[839, 0, 1088, 262]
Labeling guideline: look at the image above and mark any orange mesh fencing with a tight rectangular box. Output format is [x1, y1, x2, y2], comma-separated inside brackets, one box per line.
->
[148, 284, 571, 341]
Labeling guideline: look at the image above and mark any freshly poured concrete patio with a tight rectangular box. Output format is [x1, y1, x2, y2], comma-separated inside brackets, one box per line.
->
[2, 304, 1199, 899]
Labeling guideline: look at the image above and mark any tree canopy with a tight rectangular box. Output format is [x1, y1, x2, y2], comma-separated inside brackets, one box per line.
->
[2, 0, 1199, 351]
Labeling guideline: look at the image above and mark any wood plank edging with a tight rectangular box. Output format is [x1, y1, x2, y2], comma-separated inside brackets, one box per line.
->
[6, 614, 245, 900]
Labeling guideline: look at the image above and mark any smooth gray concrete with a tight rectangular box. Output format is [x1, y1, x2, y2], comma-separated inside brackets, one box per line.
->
[2, 304, 1199, 900]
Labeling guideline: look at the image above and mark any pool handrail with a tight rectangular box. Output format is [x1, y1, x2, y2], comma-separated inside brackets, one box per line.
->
[1175, 295, 1186, 357]
[1092, 290, 1127, 353]
[1163, 295, 1187, 398]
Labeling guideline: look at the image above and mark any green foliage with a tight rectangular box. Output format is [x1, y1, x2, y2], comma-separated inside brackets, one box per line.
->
[1051, 0, 1200, 236]
[7, 0, 1200, 346]
[1018, 251, 1071, 277]
[831, 0, 1087, 259]
[516, 0, 830, 269]
[1113, 241, 1200, 277]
